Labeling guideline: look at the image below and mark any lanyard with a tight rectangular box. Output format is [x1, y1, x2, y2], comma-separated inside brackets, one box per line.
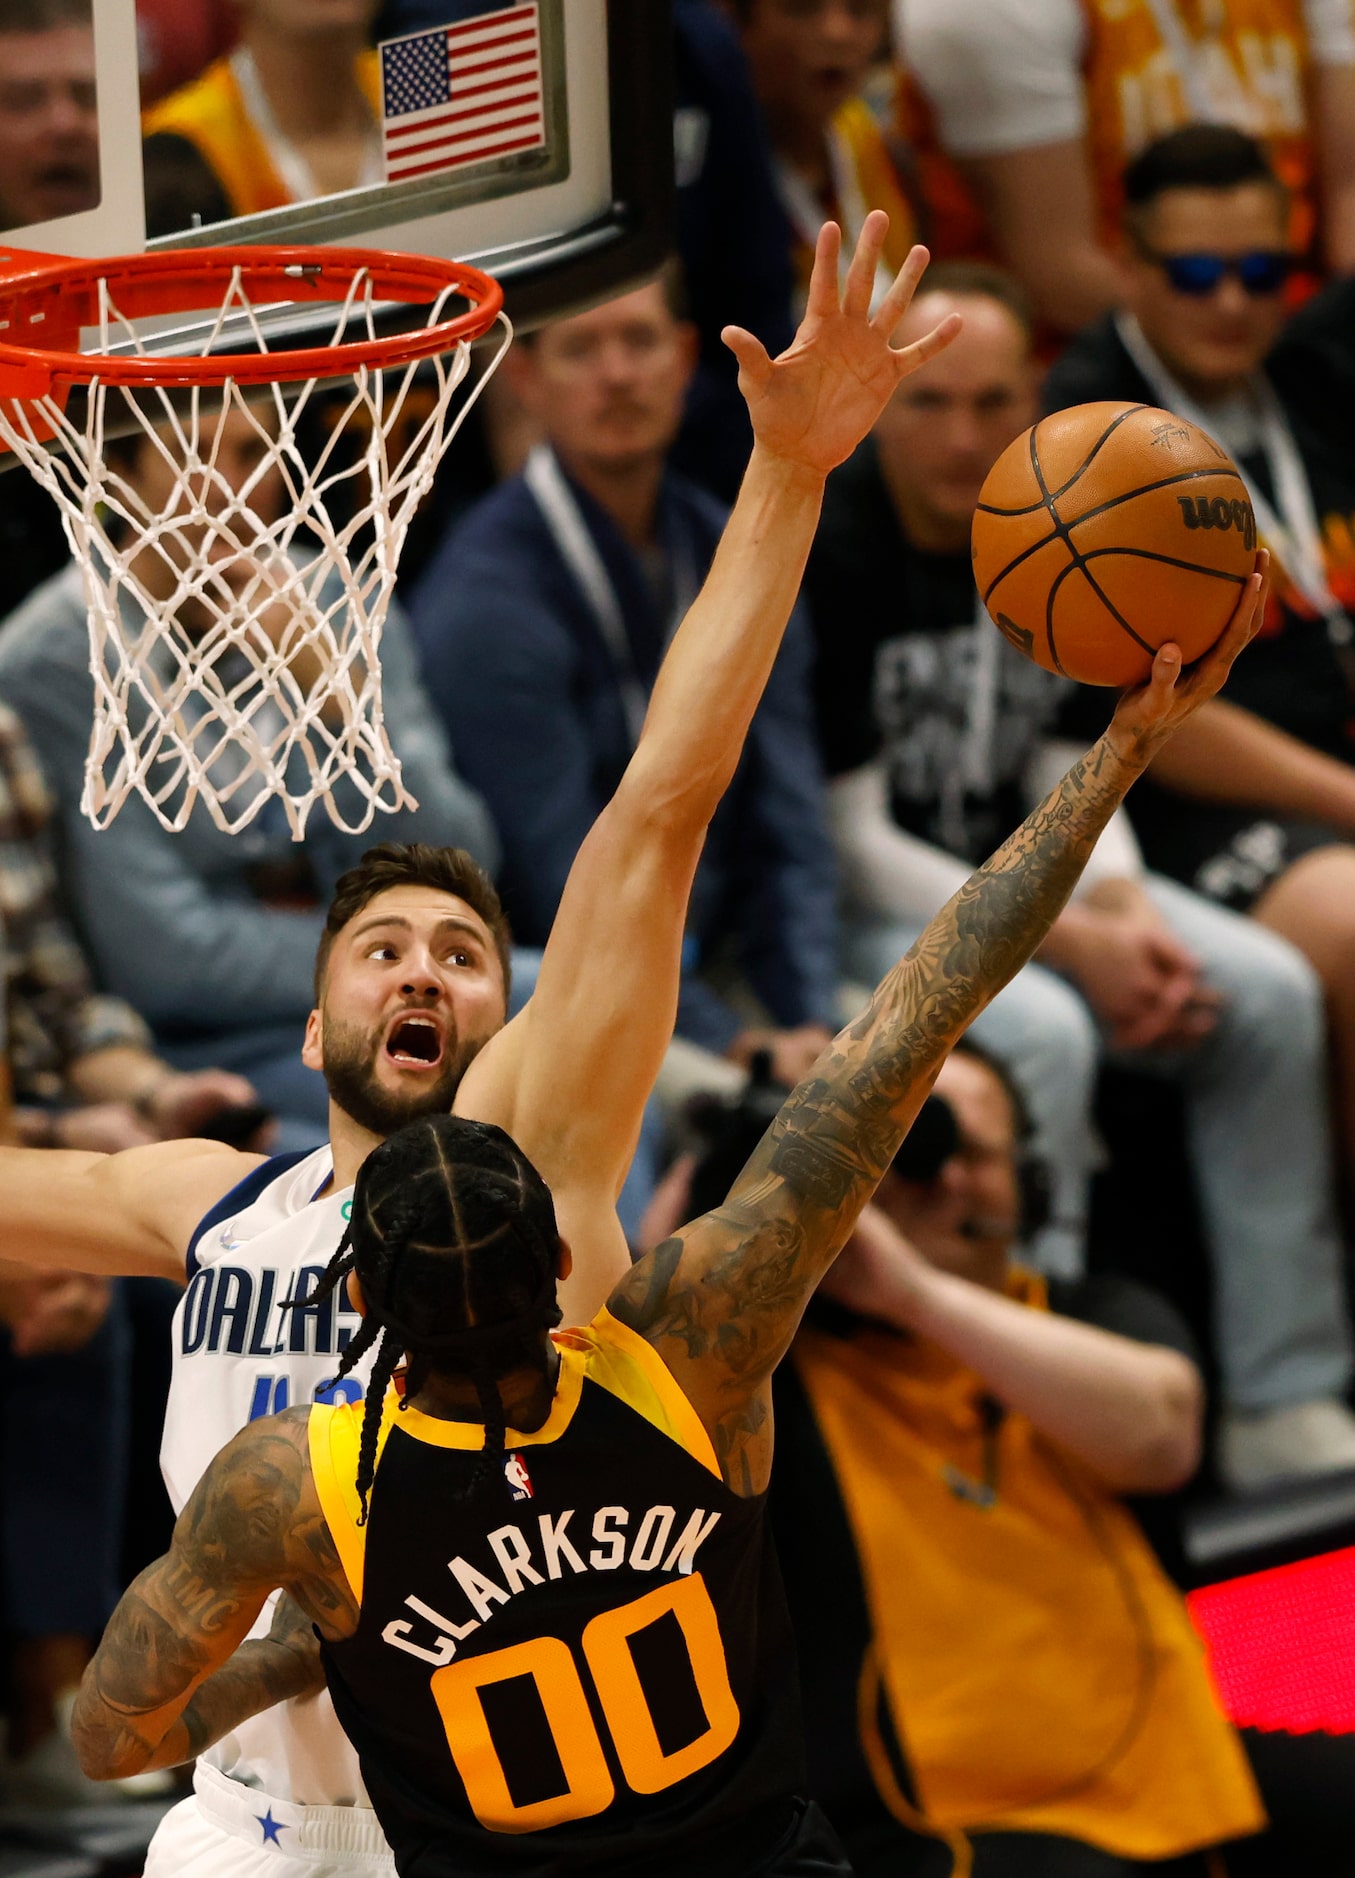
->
[774, 126, 895, 312]
[1114, 312, 1350, 646]
[524, 446, 700, 749]
[230, 47, 382, 207]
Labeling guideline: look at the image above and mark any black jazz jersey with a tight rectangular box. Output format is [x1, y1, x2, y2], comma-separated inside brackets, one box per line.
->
[310, 1309, 811, 1878]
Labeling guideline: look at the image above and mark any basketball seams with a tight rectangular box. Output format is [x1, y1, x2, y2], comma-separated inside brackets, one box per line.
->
[1028, 423, 1124, 672]
[1043, 557, 1155, 680]
[976, 404, 1148, 518]
[1046, 404, 1148, 503]
[979, 467, 1249, 606]
[1077, 546, 1249, 584]
[1073, 561, 1159, 656]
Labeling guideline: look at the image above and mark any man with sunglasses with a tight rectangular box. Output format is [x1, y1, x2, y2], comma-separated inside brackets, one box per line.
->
[1047, 123, 1355, 1228]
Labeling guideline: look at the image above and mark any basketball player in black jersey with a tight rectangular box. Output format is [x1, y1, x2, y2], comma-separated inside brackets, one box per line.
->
[69, 566, 1264, 1876]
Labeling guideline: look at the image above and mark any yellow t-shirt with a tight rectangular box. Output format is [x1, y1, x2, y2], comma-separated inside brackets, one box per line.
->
[143, 50, 383, 221]
[792, 1272, 1263, 1861]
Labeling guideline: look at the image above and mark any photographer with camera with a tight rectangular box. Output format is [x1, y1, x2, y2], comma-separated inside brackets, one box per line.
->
[642, 1039, 1261, 1870]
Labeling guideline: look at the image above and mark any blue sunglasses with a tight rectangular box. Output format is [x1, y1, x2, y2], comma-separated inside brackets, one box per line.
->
[1141, 245, 1294, 297]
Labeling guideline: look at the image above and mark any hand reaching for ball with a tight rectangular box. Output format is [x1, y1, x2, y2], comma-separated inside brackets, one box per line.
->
[1106, 551, 1269, 769]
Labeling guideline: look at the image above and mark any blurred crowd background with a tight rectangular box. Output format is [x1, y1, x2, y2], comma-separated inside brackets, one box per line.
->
[6, 0, 1355, 1872]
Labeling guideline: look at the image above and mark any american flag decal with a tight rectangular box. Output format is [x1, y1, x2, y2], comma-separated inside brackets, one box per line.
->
[379, 2, 546, 187]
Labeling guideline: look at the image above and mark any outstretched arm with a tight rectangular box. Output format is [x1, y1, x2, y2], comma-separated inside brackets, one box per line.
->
[71, 1409, 351, 1780]
[457, 214, 961, 1322]
[0, 1137, 258, 1280]
[610, 574, 1266, 1492]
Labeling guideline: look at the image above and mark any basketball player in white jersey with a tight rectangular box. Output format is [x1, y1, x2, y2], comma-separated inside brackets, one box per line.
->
[1, 214, 959, 1878]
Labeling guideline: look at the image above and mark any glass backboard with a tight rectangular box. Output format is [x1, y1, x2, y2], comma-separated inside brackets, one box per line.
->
[0, 0, 672, 331]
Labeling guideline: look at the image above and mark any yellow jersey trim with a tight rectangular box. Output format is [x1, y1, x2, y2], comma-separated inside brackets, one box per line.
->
[308, 1396, 395, 1604]
[376, 1310, 720, 1478]
[395, 1339, 587, 1450]
[581, 1308, 721, 1480]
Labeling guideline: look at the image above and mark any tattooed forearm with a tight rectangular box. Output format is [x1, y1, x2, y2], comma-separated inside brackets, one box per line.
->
[73, 1410, 356, 1779]
[148, 1598, 326, 1771]
[759, 733, 1140, 1212]
[612, 732, 1145, 1483]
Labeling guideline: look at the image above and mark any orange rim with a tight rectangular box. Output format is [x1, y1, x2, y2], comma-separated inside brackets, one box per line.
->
[0, 245, 503, 397]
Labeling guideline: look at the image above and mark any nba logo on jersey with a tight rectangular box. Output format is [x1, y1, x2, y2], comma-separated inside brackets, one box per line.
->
[504, 1452, 533, 1501]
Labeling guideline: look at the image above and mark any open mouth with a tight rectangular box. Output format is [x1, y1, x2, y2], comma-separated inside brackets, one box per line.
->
[384, 1015, 443, 1068]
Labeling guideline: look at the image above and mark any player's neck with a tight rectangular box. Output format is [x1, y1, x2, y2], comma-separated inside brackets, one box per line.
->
[327, 1104, 385, 1192]
[245, 23, 371, 140]
[413, 1346, 561, 1432]
[552, 445, 665, 549]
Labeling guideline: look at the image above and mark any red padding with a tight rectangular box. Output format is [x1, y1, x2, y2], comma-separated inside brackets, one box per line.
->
[1187, 1545, 1355, 1734]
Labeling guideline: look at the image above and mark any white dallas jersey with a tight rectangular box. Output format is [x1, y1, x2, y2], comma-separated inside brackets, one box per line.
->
[162, 1147, 382, 1813]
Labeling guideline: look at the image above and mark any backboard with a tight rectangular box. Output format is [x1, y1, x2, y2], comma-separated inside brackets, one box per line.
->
[0, 0, 673, 332]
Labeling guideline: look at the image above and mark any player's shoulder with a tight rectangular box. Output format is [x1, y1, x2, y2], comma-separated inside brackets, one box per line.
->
[183, 1144, 335, 1275]
[126, 1138, 271, 1247]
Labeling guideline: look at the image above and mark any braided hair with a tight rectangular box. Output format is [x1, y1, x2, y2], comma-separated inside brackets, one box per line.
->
[293, 1115, 563, 1523]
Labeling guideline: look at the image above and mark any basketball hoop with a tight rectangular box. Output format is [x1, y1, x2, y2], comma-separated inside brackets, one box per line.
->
[0, 245, 507, 838]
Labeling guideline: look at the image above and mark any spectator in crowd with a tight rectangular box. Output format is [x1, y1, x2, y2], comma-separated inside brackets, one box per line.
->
[0, 407, 498, 1153]
[409, 274, 840, 1194]
[0, 0, 109, 616]
[387, 1, 802, 514]
[0, 711, 181, 1810]
[140, 0, 380, 238]
[0, 695, 266, 1153]
[0, 1270, 137, 1808]
[0, 0, 99, 231]
[730, 0, 918, 309]
[670, 0, 797, 501]
[769, 1045, 1275, 1877]
[0, 1016, 109, 1374]
[1045, 125, 1355, 1200]
[893, 0, 1355, 334]
[807, 261, 1355, 1489]
[135, 0, 236, 109]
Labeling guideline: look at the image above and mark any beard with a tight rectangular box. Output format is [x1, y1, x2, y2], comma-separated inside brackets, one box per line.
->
[321, 1011, 481, 1138]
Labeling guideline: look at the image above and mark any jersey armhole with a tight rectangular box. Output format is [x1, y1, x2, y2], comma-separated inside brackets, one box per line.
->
[587, 1309, 721, 1480]
[308, 1397, 396, 1603]
[185, 1148, 313, 1279]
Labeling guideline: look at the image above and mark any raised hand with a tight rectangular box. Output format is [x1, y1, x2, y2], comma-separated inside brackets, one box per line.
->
[1108, 552, 1268, 769]
[722, 211, 961, 478]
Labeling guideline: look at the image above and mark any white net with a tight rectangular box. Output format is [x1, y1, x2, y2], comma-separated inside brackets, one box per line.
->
[0, 262, 507, 837]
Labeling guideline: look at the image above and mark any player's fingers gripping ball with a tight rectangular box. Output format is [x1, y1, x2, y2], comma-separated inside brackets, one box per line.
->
[971, 401, 1255, 687]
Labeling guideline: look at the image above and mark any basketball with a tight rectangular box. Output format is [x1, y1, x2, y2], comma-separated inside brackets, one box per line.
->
[972, 402, 1256, 687]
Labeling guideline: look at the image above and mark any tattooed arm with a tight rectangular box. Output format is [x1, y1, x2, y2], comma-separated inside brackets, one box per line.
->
[71, 1408, 354, 1780]
[454, 214, 960, 1328]
[115, 1594, 325, 1774]
[610, 574, 1267, 1495]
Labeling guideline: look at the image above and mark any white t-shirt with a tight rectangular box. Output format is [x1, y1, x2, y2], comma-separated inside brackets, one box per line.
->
[895, 0, 1355, 159]
[161, 1147, 382, 1815]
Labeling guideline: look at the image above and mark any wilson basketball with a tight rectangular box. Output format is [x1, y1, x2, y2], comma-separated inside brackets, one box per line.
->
[972, 402, 1255, 687]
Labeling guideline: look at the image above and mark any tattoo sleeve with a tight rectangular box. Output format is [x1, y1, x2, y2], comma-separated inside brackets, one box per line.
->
[70, 1410, 357, 1780]
[610, 733, 1144, 1489]
[145, 1595, 327, 1772]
